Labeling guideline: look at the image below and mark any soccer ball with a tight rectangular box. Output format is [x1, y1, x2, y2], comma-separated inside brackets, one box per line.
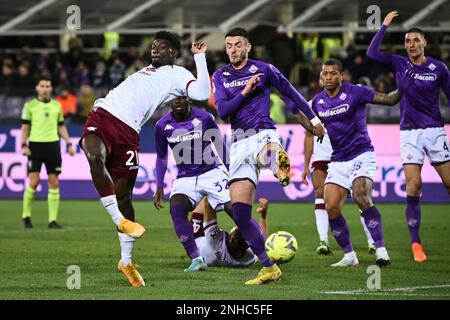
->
[265, 231, 298, 264]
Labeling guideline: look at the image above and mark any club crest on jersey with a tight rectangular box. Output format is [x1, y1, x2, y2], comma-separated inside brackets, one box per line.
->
[339, 93, 347, 100]
[248, 64, 258, 73]
[428, 63, 436, 71]
[164, 124, 174, 130]
[191, 118, 201, 127]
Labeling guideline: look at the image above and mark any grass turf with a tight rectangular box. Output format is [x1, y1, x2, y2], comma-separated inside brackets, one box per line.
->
[0, 200, 449, 300]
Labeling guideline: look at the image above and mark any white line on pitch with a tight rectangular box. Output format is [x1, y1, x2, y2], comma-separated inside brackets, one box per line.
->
[321, 284, 450, 295]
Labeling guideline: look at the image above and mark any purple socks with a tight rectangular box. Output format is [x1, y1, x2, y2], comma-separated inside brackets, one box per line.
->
[232, 202, 273, 267]
[329, 215, 353, 253]
[170, 204, 200, 259]
[361, 206, 385, 248]
[406, 195, 421, 244]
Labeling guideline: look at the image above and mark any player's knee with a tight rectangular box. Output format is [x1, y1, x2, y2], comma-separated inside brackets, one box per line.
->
[406, 179, 422, 196]
[315, 187, 325, 199]
[353, 189, 372, 209]
[325, 203, 340, 219]
[86, 153, 106, 173]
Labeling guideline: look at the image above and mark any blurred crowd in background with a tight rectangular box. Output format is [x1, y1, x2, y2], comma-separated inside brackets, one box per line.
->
[1, 31, 449, 125]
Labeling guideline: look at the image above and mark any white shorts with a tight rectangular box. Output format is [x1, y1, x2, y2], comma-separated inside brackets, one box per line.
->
[170, 166, 230, 211]
[229, 129, 282, 186]
[311, 132, 332, 163]
[325, 151, 377, 192]
[400, 127, 450, 165]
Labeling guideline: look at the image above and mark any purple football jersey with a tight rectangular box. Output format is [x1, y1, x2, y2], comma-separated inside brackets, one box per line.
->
[367, 25, 450, 130]
[212, 59, 317, 140]
[155, 108, 220, 178]
[311, 83, 375, 162]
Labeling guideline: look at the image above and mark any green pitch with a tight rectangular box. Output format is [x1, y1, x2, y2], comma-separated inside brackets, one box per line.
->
[0, 200, 449, 300]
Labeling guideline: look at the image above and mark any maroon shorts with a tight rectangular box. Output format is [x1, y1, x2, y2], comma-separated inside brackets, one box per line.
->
[311, 160, 329, 173]
[80, 107, 140, 178]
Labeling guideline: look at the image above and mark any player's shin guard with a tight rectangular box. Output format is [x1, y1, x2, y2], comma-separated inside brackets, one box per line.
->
[406, 195, 421, 244]
[170, 204, 200, 259]
[48, 188, 60, 222]
[329, 215, 353, 253]
[22, 186, 36, 218]
[232, 202, 273, 267]
[361, 206, 385, 248]
[118, 232, 134, 266]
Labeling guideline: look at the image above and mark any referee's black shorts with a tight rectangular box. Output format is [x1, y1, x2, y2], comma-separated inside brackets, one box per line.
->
[27, 141, 62, 175]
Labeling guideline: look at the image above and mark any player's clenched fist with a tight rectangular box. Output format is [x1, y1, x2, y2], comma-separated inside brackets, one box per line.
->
[191, 41, 207, 54]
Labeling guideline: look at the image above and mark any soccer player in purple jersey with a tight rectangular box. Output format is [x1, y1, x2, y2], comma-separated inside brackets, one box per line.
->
[367, 11, 450, 263]
[311, 59, 404, 267]
[153, 96, 230, 272]
[212, 27, 325, 284]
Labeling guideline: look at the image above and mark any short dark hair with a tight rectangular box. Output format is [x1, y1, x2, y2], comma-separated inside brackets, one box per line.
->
[154, 31, 181, 51]
[36, 76, 52, 85]
[225, 27, 249, 40]
[323, 58, 343, 72]
[406, 27, 425, 37]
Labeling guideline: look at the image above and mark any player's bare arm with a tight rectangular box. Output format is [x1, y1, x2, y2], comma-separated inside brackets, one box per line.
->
[372, 89, 403, 106]
[295, 111, 314, 134]
[58, 125, 75, 156]
[20, 124, 30, 156]
[153, 188, 164, 210]
[301, 132, 314, 186]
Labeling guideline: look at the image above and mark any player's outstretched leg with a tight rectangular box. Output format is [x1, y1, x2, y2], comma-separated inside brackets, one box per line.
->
[170, 195, 207, 272]
[81, 134, 144, 238]
[114, 176, 145, 287]
[257, 143, 290, 187]
[228, 182, 282, 284]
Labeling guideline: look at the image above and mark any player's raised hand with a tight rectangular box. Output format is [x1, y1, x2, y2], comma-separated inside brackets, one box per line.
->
[383, 11, 399, 27]
[191, 41, 207, 54]
[301, 167, 310, 186]
[153, 188, 164, 210]
[397, 69, 415, 93]
[242, 73, 264, 96]
[313, 123, 326, 143]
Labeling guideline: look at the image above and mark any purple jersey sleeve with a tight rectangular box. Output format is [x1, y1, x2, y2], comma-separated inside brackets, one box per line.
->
[367, 25, 394, 67]
[155, 123, 169, 189]
[265, 64, 316, 119]
[213, 71, 245, 119]
[441, 63, 450, 107]
[357, 84, 376, 105]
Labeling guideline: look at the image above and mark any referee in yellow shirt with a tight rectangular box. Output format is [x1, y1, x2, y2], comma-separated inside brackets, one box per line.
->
[20, 77, 75, 229]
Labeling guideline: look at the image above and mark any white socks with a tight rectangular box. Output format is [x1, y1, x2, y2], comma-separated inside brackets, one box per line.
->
[100, 195, 124, 226]
[315, 199, 329, 242]
[118, 232, 134, 266]
[360, 214, 375, 245]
